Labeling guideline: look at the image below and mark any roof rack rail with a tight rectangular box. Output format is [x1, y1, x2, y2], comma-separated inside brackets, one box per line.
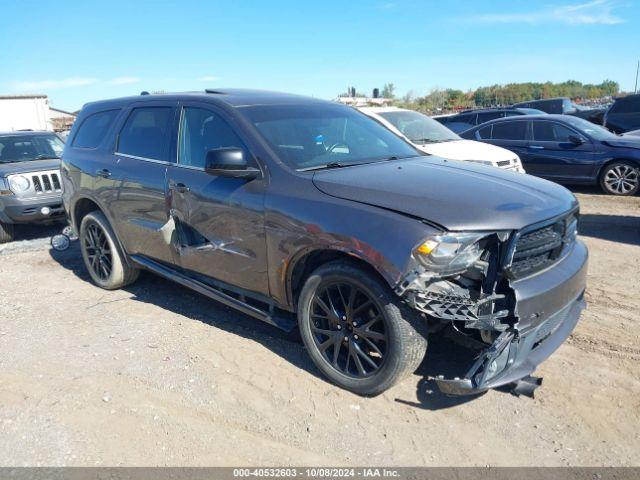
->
[205, 89, 225, 94]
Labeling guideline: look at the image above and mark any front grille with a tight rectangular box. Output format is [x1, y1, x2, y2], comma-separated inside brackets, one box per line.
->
[509, 212, 578, 279]
[31, 172, 62, 194]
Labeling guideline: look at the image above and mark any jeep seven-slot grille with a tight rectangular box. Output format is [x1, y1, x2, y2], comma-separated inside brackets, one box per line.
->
[32, 172, 61, 194]
[509, 212, 577, 278]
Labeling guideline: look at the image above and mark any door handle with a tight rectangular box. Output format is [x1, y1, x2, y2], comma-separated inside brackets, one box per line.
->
[169, 181, 190, 193]
[96, 168, 112, 178]
[529, 145, 544, 150]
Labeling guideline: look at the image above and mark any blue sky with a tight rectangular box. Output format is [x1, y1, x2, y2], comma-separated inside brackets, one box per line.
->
[1, 0, 638, 111]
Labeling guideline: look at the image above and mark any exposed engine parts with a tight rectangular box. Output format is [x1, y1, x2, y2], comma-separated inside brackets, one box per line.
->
[396, 234, 517, 334]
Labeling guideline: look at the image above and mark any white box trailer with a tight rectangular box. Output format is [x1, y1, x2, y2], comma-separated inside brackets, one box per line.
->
[0, 94, 52, 131]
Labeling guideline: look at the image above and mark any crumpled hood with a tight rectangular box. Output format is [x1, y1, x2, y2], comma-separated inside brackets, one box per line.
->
[0, 159, 61, 177]
[312, 156, 578, 231]
[417, 139, 517, 162]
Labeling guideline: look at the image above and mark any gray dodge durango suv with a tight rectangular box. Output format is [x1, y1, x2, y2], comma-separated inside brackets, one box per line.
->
[62, 90, 588, 396]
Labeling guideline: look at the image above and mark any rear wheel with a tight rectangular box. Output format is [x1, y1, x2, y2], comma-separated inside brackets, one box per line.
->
[0, 221, 14, 244]
[297, 261, 427, 396]
[79, 211, 139, 289]
[600, 161, 639, 196]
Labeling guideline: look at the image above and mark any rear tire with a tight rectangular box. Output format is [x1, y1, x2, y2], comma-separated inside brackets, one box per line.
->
[0, 221, 14, 244]
[599, 161, 639, 196]
[297, 260, 427, 396]
[79, 211, 139, 290]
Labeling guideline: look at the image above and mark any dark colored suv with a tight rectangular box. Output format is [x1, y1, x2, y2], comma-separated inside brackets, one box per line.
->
[604, 94, 640, 134]
[0, 131, 66, 242]
[435, 108, 545, 133]
[62, 90, 588, 396]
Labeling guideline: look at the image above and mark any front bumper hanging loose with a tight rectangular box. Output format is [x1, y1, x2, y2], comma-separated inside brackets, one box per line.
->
[435, 291, 586, 396]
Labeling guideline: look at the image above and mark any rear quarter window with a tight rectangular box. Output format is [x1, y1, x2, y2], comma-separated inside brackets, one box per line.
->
[72, 109, 120, 149]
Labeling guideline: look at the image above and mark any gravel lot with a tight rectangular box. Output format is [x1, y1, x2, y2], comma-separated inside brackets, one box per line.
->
[0, 188, 638, 467]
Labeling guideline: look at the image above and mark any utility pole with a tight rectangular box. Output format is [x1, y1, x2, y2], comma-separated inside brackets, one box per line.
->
[635, 60, 639, 94]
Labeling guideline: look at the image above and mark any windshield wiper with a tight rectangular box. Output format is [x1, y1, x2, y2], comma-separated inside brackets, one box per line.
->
[299, 162, 350, 172]
[34, 155, 61, 160]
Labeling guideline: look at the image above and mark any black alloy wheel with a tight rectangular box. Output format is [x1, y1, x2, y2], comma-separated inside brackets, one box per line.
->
[310, 281, 388, 378]
[84, 223, 113, 281]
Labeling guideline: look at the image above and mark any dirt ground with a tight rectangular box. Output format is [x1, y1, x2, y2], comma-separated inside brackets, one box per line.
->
[0, 187, 638, 467]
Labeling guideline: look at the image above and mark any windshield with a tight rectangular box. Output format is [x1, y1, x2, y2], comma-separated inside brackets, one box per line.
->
[239, 104, 420, 171]
[0, 134, 64, 164]
[378, 110, 460, 144]
[561, 116, 617, 140]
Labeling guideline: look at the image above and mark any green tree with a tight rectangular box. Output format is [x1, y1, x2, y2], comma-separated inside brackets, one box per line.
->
[382, 83, 396, 99]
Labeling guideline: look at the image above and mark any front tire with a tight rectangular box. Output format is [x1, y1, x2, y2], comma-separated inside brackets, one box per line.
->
[79, 211, 139, 290]
[0, 221, 14, 244]
[600, 161, 639, 196]
[297, 261, 427, 396]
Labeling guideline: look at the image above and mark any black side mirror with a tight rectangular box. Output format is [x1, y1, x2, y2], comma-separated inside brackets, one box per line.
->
[568, 135, 585, 145]
[204, 148, 261, 180]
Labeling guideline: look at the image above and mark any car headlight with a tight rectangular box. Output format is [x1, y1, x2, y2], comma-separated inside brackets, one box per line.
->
[465, 159, 494, 166]
[9, 175, 30, 193]
[414, 232, 490, 276]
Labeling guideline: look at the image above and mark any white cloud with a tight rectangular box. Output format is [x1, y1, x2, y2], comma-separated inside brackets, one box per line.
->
[197, 75, 218, 82]
[15, 77, 98, 91]
[468, 0, 625, 25]
[109, 76, 141, 85]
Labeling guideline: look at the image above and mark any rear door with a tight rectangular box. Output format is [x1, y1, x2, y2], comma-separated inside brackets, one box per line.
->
[526, 120, 595, 180]
[166, 102, 269, 295]
[108, 102, 179, 264]
[486, 119, 529, 161]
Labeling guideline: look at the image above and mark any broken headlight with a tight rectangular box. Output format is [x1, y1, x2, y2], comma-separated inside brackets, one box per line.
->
[414, 232, 490, 276]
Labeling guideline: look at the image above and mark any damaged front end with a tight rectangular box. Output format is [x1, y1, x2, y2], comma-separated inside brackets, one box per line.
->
[395, 212, 586, 396]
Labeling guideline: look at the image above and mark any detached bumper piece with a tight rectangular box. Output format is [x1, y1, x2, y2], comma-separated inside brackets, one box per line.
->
[435, 292, 585, 396]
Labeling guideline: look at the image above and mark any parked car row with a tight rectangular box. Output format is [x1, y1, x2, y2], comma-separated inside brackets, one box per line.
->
[434, 107, 546, 133]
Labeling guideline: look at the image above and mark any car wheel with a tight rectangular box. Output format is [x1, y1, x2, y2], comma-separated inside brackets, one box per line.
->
[600, 161, 639, 196]
[79, 211, 139, 290]
[0, 221, 14, 244]
[297, 260, 427, 396]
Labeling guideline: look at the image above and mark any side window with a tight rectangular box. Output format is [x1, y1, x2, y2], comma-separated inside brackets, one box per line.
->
[491, 121, 527, 141]
[532, 122, 577, 142]
[453, 114, 472, 124]
[118, 107, 174, 161]
[72, 110, 119, 149]
[477, 111, 504, 124]
[477, 125, 492, 139]
[178, 107, 248, 168]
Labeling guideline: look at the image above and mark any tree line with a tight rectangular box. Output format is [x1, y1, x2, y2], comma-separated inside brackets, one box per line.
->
[339, 80, 620, 110]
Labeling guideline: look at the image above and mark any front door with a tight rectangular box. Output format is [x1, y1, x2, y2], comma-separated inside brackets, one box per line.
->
[166, 103, 269, 296]
[526, 120, 595, 181]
